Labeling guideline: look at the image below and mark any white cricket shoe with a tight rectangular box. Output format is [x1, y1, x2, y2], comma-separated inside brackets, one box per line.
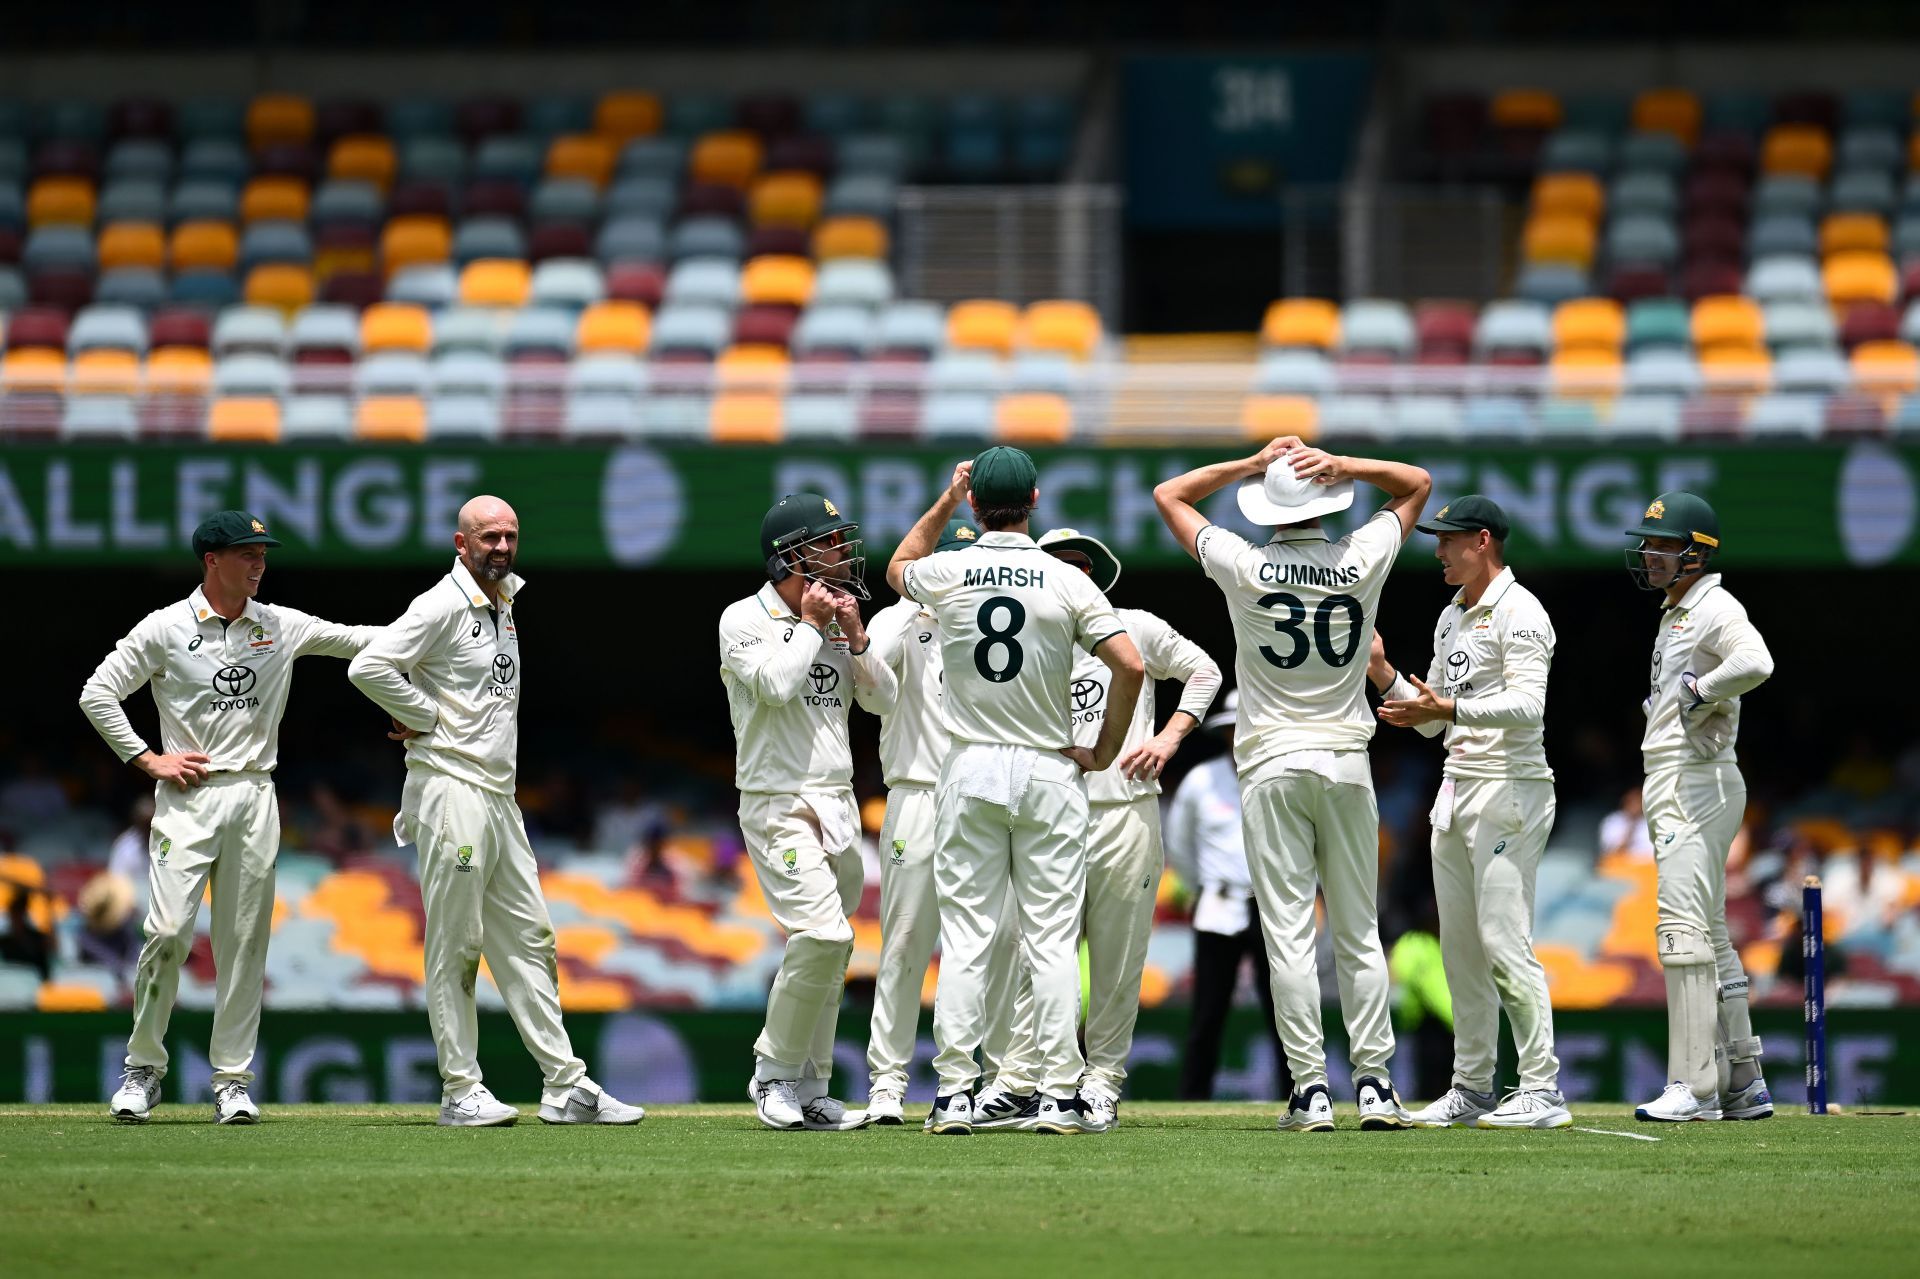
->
[972, 1085, 1036, 1130]
[1635, 1081, 1722, 1122]
[1356, 1076, 1412, 1131]
[799, 1091, 872, 1132]
[1720, 1078, 1775, 1121]
[539, 1084, 646, 1125]
[111, 1065, 160, 1124]
[924, 1092, 974, 1135]
[1027, 1093, 1103, 1135]
[1476, 1088, 1572, 1130]
[1084, 1092, 1120, 1131]
[1276, 1084, 1336, 1132]
[749, 1077, 806, 1130]
[213, 1081, 259, 1125]
[1410, 1086, 1496, 1128]
[439, 1084, 518, 1127]
[865, 1088, 905, 1126]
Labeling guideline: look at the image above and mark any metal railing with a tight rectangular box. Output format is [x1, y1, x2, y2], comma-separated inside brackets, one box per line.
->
[894, 184, 1124, 327]
[1280, 183, 1511, 304]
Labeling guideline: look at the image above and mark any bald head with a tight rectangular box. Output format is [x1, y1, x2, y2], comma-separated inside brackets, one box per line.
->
[453, 495, 519, 590]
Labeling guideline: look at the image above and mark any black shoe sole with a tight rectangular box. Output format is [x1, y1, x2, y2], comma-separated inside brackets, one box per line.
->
[870, 1115, 903, 1126]
[112, 1110, 148, 1124]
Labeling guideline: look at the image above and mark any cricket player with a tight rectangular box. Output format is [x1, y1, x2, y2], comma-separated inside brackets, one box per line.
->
[721, 492, 898, 1130]
[1155, 437, 1431, 1132]
[1624, 492, 1775, 1122]
[80, 511, 376, 1125]
[349, 496, 645, 1128]
[862, 518, 982, 1124]
[888, 448, 1145, 1136]
[973, 528, 1221, 1130]
[1370, 496, 1570, 1129]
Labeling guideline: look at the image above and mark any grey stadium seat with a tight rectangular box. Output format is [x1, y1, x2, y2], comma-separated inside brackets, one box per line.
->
[616, 138, 685, 180]
[1618, 130, 1687, 176]
[1609, 172, 1678, 219]
[93, 268, 167, 312]
[1255, 349, 1334, 397]
[837, 134, 909, 181]
[649, 305, 731, 356]
[428, 351, 508, 399]
[1474, 301, 1553, 359]
[387, 265, 458, 308]
[356, 352, 430, 396]
[1609, 395, 1683, 441]
[213, 354, 290, 397]
[1623, 350, 1701, 397]
[824, 174, 896, 220]
[239, 221, 314, 271]
[1829, 169, 1897, 219]
[179, 138, 248, 185]
[68, 305, 150, 354]
[814, 260, 894, 309]
[453, 217, 529, 266]
[529, 258, 606, 311]
[792, 305, 876, 355]
[211, 306, 288, 357]
[596, 215, 667, 264]
[1748, 215, 1817, 260]
[1745, 393, 1824, 439]
[428, 394, 503, 440]
[168, 179, 239, 224]
[1606, 215, 1680, 266]
[606, 176, 677, 220]
[400, 137, 466, 185]
[1539, 129, 1611, 174]
[1751, 175, 1821, 221]
[922, 391, 994, 439]
[530, 179, 602, 226]
[312, 181, 384, 225]
[569, 354, 648, 401]
[98, 180, 167, 224]
[875, 301, 945, 354]
[290, 304, 363, 356]
[105, 139, 172, 184]
[433, 307, 509, 354]
[1338, 300, 1415, 359]
[668, 216, 745, 263]
[282, 396, 354, 441]
[1762, 300, 1838, 352]
[664, 257, 742, 309]
[784, 393, 859, 441]
[503, 307, 577, 356]
[1746, 255, 1824, 305]
[62, 397, 140, 441]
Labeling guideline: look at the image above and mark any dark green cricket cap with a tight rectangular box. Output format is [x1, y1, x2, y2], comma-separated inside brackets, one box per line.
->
[970, 446, 1038, 508]
[191, 510, 282, 558]
[1416, 495, 1511, 541]
[935, 518, 981, 553]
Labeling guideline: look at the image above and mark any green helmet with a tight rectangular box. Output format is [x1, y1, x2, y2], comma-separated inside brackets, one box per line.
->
[760, 492, 869, 599]
[1624, 490, 1720, 591]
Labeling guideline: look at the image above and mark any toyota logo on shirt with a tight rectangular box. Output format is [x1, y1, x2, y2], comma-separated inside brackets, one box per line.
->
[1070, 678, 1105, 711]
[211, 666, 257, 697]
[808, 664, 840, 695]
[491, 654, 516, 684]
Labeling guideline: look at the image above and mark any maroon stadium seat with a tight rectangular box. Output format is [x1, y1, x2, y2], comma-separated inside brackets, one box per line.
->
[1423, 93, 1486, 158]
[319, 270, 384, 309]
[737, 93, 802, 139]
[254, 142, 319, 182]
[108, 97, 174, 140]
[678, 183, 746, 222]
[33, 140, 100, 182]
[0, 228, 21, 265]
[462, 179, 529, 221]
[1824, 392, 1887, 437]
[1682, 215, 1745, 266]
[746, 225, 810, 259]
[1414, 301, 1475, 361]
[766, 134, 836, 179]
[1840, 301, 1900, 349]
[389, 181, 455, 220]
[1773, 91, 1838, 132]
[28, 269, 94, 312]
[316, 98, 384, 146]
[1693, 131, 1757, 176]
[528, 224, 590, 262]
[1680, 396, 1745, 439]
[1684, 171, 1749, 221]
[4, 307, 70, 350]
[1681, 260, 1744, 302]
[1606, 264, 1674, 303]
[734, 304, 797, 348]
[457, 96, 522, 145]
[149, 307, 213, 350]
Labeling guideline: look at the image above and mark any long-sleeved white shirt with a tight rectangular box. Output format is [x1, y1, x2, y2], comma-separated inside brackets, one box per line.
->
[1384, 567, 1555, 781]
[80, 586, 375, 774]
[348, 559, 527, 796]
[1164, 754, 1251, 896]
[719, 582, 897, 795]
[1640, 572, 1774, 772]
[1068, 607, 1221, 804]
[867, 597, 950, 788]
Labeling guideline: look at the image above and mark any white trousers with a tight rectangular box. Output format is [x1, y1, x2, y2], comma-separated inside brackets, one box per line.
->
[866, 784, 938, 1094]
[1430, 776, 1560, 1093]
[931, 749, 1088, 1097]
[1645, 763, 1748, 987]
[125, 774, 278, 1086]
[739, 791, 863, 1082]
[406, 767, 587, 1105]
[1241, 755, 1396, 1093]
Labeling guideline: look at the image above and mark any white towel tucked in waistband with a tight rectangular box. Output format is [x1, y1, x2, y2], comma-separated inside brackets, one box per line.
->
[950, 742, 1038, 816]
[799, 790, 857, 854]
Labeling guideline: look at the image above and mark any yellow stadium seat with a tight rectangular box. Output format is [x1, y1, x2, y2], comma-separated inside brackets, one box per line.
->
[576, 301, 651, 354]
[27, 176, 95, 226]
[1239, 395, 1319, 441]
[1820, 213, 1888, 257]
[243, 263, 315, 315]
[208, 396, 284, 442]
[1632, 89, 1702, 145]
[37, 984, 106, 1012]
[546, 134, 616, 187]
[458, 259, 532, 308]
[360, 302, 433, 353]
[0, 854, 53, 932]
[812, 215, 889, 262]
[947, 299, 1021, 355]
[380, 215, 451, 277]
[996, 392, 1073, 443]
[1261, 298, 1340, 349]
[314, 246, 375, 282]
[71, 350, 141, 395]
[241, 176, 310, 224]
[328, 135, 397, 189]
[1851, 340, 1920, 394]
[749, 171, 824, 228]
[710, 391, 785, 443]
[2, 348, 67, 392]
[556, 973, 631, 1013]
[1691, 295, 1764, 350]
[1761, 124, 1832, 178]
[170, 220, 239, 272]
[1490, 88, 1562, 130]
[596, 91, 663, 142]
[355, 396, 428, 442]
[740, 254, 815, 308]
[1020, 300, 1102, 360]
[1531, 172, 1604, 222]
[146, 347, 213, 395]
[690, 129, 764, 191]
[247, 93, 315, 149]
[716, 344, 791, 390]
[1698, 344, 1772, 394]
[1522, 214, 1597, 267]
[1552, 297, 1625, 353]
[98, 222, 165, 271]
[1549, 347, 1623, 396]
[1824, 251, 1897, 307]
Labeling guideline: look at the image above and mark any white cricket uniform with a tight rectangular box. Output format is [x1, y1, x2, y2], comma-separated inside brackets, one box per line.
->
[1385, 567, 1560, 1093]
[349, 559, 590, 1109]
[901, 532, 1124, 1097]
[1638, 571, 1775, 1093]
[987, 607, 1221, 1101]
[719, 582, 897, 1083]
[1195, 511, 1403, 1093]
[79, 586, 375, 1086]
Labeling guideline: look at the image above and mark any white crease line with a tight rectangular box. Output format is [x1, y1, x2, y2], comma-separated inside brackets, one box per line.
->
[1573, 1126, 1662, 1142]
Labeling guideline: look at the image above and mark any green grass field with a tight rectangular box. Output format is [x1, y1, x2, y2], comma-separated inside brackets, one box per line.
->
[2, 1103, 1915, 1277]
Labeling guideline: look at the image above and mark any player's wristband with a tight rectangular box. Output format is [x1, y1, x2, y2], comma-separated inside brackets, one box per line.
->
[849, 639, 870, 655]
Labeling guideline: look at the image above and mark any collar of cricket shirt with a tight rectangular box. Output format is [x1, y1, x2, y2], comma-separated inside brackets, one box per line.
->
[756, 581, 793, 620]
[1454, 565, 1517, 614]
[187, 585, 262, 628]
[1668, 570, 1722, 613]
[975, 531, 1036, 549]
[1266, 527, 1331, 545]
[449, 557, 525, 611]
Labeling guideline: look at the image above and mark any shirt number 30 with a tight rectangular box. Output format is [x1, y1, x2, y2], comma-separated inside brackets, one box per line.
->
[1256, 591, 1363, 669]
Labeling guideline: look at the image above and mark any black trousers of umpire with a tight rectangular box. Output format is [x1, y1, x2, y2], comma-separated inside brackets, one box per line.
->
[1178, 898, 1294, 1101]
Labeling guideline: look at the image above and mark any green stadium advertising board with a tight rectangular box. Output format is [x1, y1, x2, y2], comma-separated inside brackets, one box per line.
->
[0, 443, 1914, 569]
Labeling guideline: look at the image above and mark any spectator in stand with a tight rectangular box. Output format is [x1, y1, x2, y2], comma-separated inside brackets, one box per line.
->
[0, 753, 71, 823]
[1823, 845, 1908, 956]
[625, 817, 679, 895]
[107, 797, 156, 913]
[304, 784, 374, 864]
[77, 871, 142, 986]
[0, 874, 52, 981]
[594, 780, 670, 858]
[1599, 786, 1656, 861]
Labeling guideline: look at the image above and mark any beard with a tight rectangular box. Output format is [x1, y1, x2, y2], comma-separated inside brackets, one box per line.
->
[468, 548, 515, 582]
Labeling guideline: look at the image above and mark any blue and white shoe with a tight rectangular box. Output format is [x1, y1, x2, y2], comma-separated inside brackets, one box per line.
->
[925, 1092, 974, 1135]
[972, 1086, 1036, 1130]
[1356, 1076, 1411, 1131]
[1410, 1086, 1496, 1128]
[1026, 1093, 1102, 1134]
[1276, 1084, 1336, 1132]
[1720, 1078, 1775, 1121]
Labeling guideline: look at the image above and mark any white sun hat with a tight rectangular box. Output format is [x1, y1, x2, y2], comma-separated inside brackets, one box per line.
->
[1236, 454, 1356, 526]
[1201, 688, 1238, 731]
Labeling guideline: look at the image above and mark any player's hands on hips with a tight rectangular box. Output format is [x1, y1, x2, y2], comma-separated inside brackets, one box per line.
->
[387, 717, 422, 742]
[799, 579, 839, 629]
[1119, 730, 1181, 782]
[1059, 745, 1098, 773]
[139, 750, 211, 790]
[1289, 446, 1345, 486]
[1679, 671, 1716, 718]
[1378, 674, 1454, 727]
